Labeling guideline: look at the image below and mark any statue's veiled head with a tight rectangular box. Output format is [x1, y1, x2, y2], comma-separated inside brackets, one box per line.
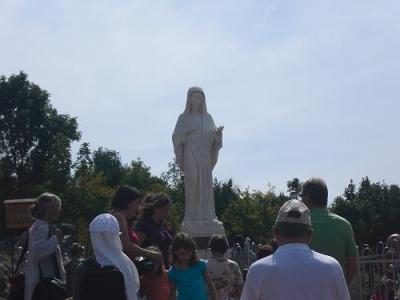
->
[185, 87, 207, 114]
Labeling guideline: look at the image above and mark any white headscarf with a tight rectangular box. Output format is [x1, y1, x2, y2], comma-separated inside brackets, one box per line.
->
[89, 214, 139, 300]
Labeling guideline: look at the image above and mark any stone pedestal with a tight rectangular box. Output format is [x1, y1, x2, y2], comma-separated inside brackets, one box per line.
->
[181, 218, 226, 259]
[181, 218, 225, 237]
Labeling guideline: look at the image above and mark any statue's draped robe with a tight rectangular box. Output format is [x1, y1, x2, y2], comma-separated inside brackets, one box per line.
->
[172, 87, 222, 221]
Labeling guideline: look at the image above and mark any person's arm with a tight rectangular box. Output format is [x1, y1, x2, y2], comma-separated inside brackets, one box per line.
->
[139, 274, 147, 298]
[168, 281, 177, 300]
[233, 262, 244, 298]
[347, 256, 357, 282]
[113, 213, 161, 262]
[240, 265, 259, 300]
[333, 261, 351, 300]
[72, 261, 86, 300]
[235, 282, 243, 298]
[29, 222, 59, 260]
[203, 270, 217, 300]
[345, 221, 358, 282]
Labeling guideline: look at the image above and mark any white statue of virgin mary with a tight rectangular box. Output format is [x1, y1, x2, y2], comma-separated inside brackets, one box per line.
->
[172, 87, 225, 236]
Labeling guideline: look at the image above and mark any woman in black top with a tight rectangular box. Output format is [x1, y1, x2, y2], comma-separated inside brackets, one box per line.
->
[135, 194, 172, 268]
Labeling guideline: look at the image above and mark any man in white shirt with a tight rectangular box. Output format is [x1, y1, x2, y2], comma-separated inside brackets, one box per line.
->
[241, 200, 350, 300]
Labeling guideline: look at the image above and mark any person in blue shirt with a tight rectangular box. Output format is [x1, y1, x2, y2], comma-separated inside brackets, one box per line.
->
[168, 233, 216, 300]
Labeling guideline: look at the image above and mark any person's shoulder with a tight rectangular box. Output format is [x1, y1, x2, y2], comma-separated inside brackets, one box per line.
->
[192, 259, 207, 273]
[312, 250, 342, 268]
[227, 259, 240, 268]
[169, 263, 180, 272]
[30, 219, 49, 233]
[246, 256, 274, 283]
[168, 265, 178, 280]
[327, 211, 348, 222]
[197, 259, 207, 268]
[32, 219, 48, 228]
[249, 255, 274, 270]
[111, 211, 125, 223]
[327, 211, 353, 227]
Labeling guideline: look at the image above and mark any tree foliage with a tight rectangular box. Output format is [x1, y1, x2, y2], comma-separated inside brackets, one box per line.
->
[0, 72, 80, 228]
[121, 158, 166, 192]
[93, 147, 123, 187]
[1, 72, 399, 246]
[331, 177, 400, 245]
[287, 177, 302, 199]
[0, 72, 80, 196]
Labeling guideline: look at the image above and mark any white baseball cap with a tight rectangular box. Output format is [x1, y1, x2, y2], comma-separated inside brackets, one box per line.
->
[275, 200, 311, 226]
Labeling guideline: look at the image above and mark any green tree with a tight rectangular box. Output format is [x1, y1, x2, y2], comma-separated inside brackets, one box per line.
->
[65, 173, 114, 248]
[161, 159, 185, 230]
[222, 190, 265, 242]
[213, 178, 240, 218]
[221, 185, 288, 243]
[121, 158, 166, 192]
[62, 144, 115, 248]
[73, 142, 94, 180]
[93, 147, 123, 187]
[287, 177, 303, 199]
[331, 177, 400, 245]
[0, 72, 80, 197]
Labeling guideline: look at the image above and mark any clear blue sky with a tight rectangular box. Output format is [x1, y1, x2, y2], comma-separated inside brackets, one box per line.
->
[1, 0, 399, 202]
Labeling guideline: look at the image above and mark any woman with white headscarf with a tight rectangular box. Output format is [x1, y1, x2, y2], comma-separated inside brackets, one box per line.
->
[76, 213, 139, 300]
[172, 87, 224, 222]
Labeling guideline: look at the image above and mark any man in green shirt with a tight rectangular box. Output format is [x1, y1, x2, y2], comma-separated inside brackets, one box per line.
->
[301, 178, 358, 282]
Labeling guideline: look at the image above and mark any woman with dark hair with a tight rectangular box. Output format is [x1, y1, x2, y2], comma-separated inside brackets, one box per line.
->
[135, 193, 172, 268]
[24, 193, 66, 300]
[111, 186, 162, 268]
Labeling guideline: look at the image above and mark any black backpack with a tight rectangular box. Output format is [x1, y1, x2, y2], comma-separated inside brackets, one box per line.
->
[78, 257, 127, 300]
[31, 278, 70, 300]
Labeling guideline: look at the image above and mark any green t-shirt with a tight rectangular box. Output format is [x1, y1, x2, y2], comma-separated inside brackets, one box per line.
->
[309, 208, 358, 277]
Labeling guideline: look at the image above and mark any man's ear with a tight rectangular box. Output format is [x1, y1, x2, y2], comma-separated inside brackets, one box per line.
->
[273, 225, 279, 241]
[301, 195, 309, 207]
[307, 228, 313, 244]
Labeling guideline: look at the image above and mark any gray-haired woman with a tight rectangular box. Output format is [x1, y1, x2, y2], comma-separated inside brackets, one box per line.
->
[24, 193, 66, 300]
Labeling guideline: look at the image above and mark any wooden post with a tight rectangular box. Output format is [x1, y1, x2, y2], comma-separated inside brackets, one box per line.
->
[4, 198, 35, 230]
[4, 198, 35, 272]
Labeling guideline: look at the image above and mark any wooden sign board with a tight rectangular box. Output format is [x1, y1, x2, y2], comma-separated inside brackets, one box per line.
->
[4, 198, 35, 229]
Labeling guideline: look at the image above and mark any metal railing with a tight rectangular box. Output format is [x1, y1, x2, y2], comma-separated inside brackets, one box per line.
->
[230, 238, 258, 270]
[349, 242, 400, 300]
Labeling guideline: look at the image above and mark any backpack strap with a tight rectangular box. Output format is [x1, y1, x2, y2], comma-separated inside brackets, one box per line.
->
[14, 230, 29, 274]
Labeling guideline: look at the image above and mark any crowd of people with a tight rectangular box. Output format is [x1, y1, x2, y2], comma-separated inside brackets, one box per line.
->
[20, 178, 370, 299]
